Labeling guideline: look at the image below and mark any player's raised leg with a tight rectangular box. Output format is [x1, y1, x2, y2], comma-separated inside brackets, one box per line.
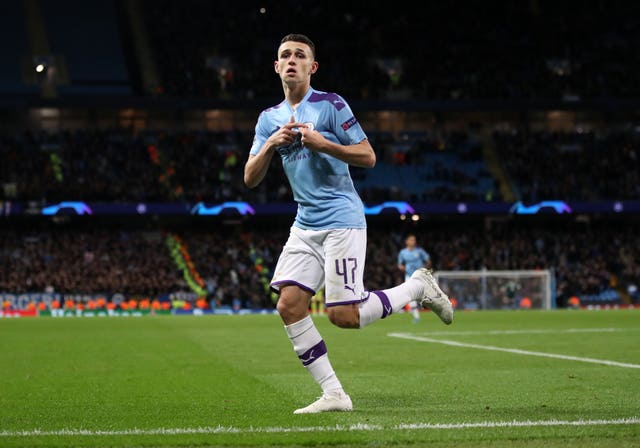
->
[410, 268, 453, 324]
[357, 269, 452, 327]
[322, 228, 453, 328]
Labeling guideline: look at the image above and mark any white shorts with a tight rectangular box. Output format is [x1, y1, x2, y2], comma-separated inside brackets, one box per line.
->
[271, 226, 367, 307]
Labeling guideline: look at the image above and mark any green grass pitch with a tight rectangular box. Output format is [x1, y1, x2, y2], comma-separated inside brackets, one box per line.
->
[0, 309, 639, 447]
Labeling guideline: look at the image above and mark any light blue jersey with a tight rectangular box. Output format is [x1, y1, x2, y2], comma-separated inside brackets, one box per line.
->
[250, 87, 368, 230]
[398, 247, 430, 278]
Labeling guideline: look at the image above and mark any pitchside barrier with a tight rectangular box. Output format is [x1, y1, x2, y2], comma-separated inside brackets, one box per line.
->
[433, 270, 553, 310]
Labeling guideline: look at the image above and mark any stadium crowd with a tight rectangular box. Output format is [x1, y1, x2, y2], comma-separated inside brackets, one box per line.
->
[0, 128, 284, 203]
[141, 0, 640, 101]
[1, 222, 638, 309]
[0, 229, 180, 298]
[493, 127, 640, 201]
[2, 125, 638, 205]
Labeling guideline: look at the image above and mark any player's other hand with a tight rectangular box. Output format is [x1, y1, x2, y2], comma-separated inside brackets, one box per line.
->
[299, 123, 327, 152]
[270, 116, 307, 148]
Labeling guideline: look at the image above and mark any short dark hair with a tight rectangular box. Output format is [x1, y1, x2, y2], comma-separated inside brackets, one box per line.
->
[280, 34, 316, 59]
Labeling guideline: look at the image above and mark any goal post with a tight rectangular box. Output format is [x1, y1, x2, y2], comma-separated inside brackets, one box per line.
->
[433, 270, 553, 310]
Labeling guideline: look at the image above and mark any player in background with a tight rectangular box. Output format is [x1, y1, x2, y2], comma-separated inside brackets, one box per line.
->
[244, 34, 453, 414]
[311, 287, 325, 315]
[397, 234, 432, 323]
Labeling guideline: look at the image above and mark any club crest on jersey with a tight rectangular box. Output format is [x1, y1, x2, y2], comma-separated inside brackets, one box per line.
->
[341, 116, 357, 131]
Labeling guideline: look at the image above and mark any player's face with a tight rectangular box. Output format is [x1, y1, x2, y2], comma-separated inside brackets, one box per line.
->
[274, 41, 318, 84]
[406, 236, 416, 248]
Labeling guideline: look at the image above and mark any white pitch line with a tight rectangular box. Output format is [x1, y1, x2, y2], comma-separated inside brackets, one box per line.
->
[388, 333, 640, 369]
[0, 418, 638, 437]
[411, 327, 630, 336]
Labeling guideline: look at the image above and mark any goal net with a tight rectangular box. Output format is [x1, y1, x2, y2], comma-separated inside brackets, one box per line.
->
[433, 270, 553, 310]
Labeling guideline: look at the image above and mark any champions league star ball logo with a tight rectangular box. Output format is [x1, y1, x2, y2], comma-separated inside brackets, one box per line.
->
[341, 116, 357, 131]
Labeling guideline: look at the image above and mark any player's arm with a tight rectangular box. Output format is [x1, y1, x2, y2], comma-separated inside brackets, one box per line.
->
[244, 152, 274, 189]
[301, 97, 375, 168]
[244, 151, 275, 189]
[244, 116, 307, 188]
[300, 131, 375, 168]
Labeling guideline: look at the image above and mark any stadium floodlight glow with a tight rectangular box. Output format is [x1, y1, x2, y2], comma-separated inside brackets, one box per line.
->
[41, 201, 93, 216]
[509, 201, 572, 215]
[190, 201, 256, 216]
[364, 201, 415, 215]
[35, 64, 45, 73]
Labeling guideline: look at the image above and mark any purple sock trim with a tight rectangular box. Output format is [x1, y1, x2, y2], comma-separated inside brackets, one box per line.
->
[298, 340, 327, 366]
[373, 290, 393, 319]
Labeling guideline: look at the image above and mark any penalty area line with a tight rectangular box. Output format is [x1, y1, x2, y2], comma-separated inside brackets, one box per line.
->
[388, 333, 640, 369]
[0, 417, 639, 437]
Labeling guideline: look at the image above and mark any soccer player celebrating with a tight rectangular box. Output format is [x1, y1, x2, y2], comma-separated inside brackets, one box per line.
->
[244, 34, 453, 414]
[397, 234, 432, 323]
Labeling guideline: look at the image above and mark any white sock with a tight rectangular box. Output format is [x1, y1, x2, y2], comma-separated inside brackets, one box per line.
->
[284, 315, 343, 394]
[359, 278, 424, 328]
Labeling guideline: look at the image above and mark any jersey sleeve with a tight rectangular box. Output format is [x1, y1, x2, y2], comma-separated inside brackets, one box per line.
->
[249, 111, 271, 156]
[421, 249, 431, 262]
[331, 95, 367, 146]
[397, 250, 405, 265]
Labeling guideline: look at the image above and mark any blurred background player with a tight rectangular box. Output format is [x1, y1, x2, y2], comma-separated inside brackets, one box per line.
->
[397, 234, 432, 323]
[311, 287, 325, 315]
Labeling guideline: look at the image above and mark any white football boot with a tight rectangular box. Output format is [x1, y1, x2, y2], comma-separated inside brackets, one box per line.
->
[411, 268, 454, 325]
[293, 391, 353, 414]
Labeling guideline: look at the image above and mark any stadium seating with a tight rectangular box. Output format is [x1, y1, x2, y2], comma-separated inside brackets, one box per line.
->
[1, 222, 636, 309]
[1, 1, 639, 313]
[356, 130, 496, 202]
[137, 1, 640, 101]
[493, 127, 640, 201]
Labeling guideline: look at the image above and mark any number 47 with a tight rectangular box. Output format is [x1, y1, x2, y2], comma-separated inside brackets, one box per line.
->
[335, 258, 357, 284]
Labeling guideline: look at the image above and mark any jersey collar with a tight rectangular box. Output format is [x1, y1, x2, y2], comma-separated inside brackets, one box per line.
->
[286, 87, 315, 116]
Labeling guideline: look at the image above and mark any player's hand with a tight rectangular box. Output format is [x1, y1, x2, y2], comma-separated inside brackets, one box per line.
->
[269, 116, 307, 149]
[299, 125, 328, 152]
